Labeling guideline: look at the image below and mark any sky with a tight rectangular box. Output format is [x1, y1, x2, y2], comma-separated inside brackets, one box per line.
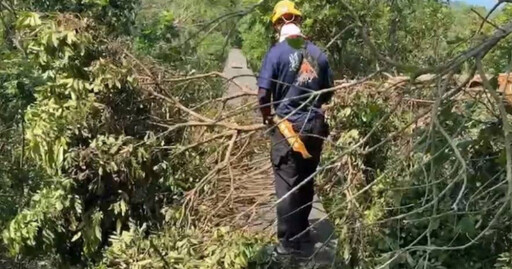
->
[461, 0, 497, 9]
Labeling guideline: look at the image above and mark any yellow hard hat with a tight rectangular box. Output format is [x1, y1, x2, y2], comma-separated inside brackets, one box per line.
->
[271, 0, 302, 24]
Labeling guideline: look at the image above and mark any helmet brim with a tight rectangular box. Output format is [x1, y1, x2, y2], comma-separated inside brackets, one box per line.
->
[271, 8, 302, 24]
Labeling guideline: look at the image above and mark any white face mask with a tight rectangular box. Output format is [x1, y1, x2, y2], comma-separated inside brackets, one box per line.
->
[279, 23, 303, 42]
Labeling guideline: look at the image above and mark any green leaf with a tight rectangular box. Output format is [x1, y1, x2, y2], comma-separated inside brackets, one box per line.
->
[71, 232, 82, 242]
[66, 32, 77, 44]
[136, 260, 153, 266]
[19, 12, 42, 27]
[51, 33, 59, 48]
[430, 218, 440, 230]
[95, 225, 102, 240]
[406, 252, 415, 266]
[56, 146, 64, 168]
[116, 219, 122, 234]
[120, 200, 127, 215]
[457, 216, 475, 234]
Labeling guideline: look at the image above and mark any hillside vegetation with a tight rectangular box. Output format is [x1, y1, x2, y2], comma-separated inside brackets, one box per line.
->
[2, 0, 512, 268]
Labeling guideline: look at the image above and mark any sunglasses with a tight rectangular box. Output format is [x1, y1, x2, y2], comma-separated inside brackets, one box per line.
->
[277, 13, 302, 25]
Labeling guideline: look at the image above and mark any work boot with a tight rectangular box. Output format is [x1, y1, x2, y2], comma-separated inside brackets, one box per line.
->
[298, 230, 312, 244]
[271, 241, 310, 268]
[273, 240, 302, 256]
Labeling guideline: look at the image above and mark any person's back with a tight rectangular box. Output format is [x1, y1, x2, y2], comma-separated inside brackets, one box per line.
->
[258, 39, 333, 125]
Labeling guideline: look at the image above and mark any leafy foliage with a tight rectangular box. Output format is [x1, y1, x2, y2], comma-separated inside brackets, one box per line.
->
[2, 0, 512, 268]
[95, 224, 269, 269]
[14, 0, 139, 35]
[0, 2, 226, 266]
[135, 0, 240, 71]
[319, 81, 512, 268]
[238, 0, 507, 75]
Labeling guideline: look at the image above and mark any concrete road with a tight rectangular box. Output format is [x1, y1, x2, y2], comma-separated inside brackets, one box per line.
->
[222, 48, 258, 106]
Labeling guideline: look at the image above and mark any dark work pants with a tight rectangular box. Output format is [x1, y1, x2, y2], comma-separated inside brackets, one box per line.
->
[270, 116, 328, 248]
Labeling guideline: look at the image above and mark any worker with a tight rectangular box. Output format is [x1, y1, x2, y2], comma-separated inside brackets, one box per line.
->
[257, 0, 334, 257]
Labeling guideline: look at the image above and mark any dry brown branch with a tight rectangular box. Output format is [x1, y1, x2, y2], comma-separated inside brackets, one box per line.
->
[470, 8, 503, 32]
[169, 131, 235, 154]
[203, 132, 239, 225]
[139, 71, 256, 95]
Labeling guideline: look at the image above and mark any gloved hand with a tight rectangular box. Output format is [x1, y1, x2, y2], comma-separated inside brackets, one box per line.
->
[260, 106, 274, 126]
[263, 113, 274, 126]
